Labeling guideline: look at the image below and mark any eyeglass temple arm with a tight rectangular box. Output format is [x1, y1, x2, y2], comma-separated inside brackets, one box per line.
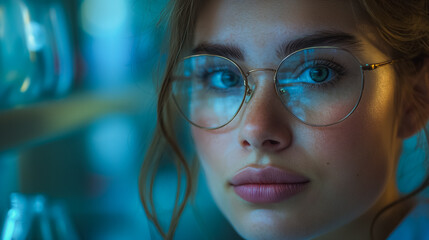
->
[361, 60, 396, 71]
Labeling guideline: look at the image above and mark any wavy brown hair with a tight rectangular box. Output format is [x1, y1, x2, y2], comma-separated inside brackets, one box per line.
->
[139, 0, 429, 239]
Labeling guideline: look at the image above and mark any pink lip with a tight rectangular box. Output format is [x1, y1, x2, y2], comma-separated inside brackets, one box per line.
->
[230, 166, 310, 204]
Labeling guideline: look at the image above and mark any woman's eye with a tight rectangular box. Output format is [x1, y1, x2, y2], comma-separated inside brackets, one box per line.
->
[277, 60, 345, 88]
[308, 67, 330, 82]
[301, 66, 334, 83]
[205, 70, 241, 89]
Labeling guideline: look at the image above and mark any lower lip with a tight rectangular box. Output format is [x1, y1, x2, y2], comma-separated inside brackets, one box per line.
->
[233, 183, 308, 204]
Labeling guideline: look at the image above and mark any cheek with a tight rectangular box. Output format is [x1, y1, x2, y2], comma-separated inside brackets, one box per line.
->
[308, 122, 393, 193]
[317, 67, 397, 170]
[189, 95, 243, 128]
[191, 126, 241, 211]
[298, 116, 398, 236]
[303, 71, 399, 211]
[191, 127, 237, 177]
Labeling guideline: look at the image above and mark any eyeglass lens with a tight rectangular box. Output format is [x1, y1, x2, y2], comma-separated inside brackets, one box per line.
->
[172, 47, 364, 129]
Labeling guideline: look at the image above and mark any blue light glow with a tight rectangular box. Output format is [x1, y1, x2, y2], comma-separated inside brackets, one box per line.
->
[80, 0, 128, 37]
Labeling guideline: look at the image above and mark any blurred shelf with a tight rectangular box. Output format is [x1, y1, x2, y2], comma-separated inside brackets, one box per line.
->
[0, 86, 154, 153]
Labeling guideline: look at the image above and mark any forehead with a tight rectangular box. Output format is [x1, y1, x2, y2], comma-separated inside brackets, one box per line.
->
[193, 0, 386, 63]
[195, 0, 363, 41]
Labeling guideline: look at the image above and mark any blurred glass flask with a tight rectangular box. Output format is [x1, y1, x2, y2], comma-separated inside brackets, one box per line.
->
[0, 0, 74, 110]
[1, 193, 79, 240]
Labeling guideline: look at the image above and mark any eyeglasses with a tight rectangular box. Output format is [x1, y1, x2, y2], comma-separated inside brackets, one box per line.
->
[171, 46, 395, 129]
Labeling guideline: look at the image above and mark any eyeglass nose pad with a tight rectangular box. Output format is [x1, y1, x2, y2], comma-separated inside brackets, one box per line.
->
[245, 83, 255, 103]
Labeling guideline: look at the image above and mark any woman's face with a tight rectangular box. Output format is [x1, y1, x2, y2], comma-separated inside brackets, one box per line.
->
[191, 0, 404, 239]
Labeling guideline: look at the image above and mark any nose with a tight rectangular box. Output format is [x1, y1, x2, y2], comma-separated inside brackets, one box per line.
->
[238, 71, 293, 152]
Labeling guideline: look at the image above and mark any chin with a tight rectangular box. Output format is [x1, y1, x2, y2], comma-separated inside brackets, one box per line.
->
[227, 209, 322, 240]
[235, 227, 313, 240]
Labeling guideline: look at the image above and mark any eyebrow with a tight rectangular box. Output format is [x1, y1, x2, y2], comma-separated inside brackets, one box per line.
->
[191, 43, 244, 60]
[191, 30, 363, 60]
[278, 30, 363, 59]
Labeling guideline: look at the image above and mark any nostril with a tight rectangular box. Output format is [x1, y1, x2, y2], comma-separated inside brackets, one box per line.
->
[264, 139, 280, 146]
[242, 140, 251, 147]
[241, 137, 289, 151]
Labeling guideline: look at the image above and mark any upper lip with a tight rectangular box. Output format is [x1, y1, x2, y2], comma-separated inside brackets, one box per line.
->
[230, 166, 310, 186]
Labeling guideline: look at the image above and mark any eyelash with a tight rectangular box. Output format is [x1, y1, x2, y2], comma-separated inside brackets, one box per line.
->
[296, 58, 347, 89]
[200, 66, 231, 77]
[194, 58, 347, 91]
[197, 66, 243, 92]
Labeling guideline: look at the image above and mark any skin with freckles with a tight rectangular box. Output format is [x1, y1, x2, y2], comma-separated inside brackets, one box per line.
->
[190, 0, 415, 239]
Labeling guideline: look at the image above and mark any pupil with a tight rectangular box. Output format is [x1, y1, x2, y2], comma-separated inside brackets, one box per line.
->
[221, 72, 239, 87]
[309, 67, 329, 82]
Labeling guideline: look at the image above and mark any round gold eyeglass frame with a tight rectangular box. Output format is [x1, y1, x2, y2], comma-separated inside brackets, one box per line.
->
[172, 46, 397, 130]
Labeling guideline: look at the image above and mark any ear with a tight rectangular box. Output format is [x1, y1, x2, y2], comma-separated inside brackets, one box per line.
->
[398, 57, 429, 139]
